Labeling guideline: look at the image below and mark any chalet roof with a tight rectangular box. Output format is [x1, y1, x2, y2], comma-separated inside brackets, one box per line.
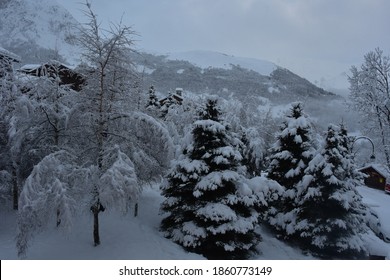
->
[19, 64, 42, 72]
[159, 93, 184, 105]
[359, 164, 390, 181]
[19, 60, 75, 73]
[0, 47, 21, 63]
[18, 60, 84, 91]
[172, 93, 183, 101]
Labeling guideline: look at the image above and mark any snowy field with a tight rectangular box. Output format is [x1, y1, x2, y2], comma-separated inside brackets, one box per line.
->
[0, 184, 389, 260]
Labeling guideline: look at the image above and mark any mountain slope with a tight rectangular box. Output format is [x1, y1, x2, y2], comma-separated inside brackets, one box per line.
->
[0, 0, 79, 64]
[132, 51, 335, 103]
[0, 0, 335, 103]
[167, 50, 277, 76]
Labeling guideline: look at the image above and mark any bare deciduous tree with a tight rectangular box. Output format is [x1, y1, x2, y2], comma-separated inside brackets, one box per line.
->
[75, 1, 139, 246]
[349, 48, 390, 167]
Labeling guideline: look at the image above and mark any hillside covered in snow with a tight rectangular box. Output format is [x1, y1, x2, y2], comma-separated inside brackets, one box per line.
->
[0, 0, 79, 64]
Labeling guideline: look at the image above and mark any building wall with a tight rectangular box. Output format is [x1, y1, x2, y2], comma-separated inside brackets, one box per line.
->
[361, 167, 386, 190]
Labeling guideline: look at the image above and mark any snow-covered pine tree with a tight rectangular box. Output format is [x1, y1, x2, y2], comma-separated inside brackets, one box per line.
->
[295, 124, 368, 259]
[146, 85, 160, 109]
[161, 97, 260, 260]
[266, 102, 316, 238]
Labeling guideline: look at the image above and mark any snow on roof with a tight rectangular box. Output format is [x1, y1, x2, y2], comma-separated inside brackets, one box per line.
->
[359, 164, 390, 180]
[19, 64, 42, 71]
[19, 61, 76, 72]
[0, 46, 21, 62]
[46, 59, 76, 70]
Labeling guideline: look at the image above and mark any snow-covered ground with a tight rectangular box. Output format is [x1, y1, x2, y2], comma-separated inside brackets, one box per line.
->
[357, 186, 390, 253]
[0, 184, 389, 260]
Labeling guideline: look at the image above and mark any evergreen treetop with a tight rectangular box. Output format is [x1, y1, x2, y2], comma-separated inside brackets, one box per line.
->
[268, 102, 316, 190]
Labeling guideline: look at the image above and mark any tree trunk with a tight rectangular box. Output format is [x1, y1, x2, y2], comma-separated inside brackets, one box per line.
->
[56, 209, 61, 227]
[91, 197, 105, 246]
[12, 166, 18, 210]
[92, 203, 101, 246]
[134, 203, 138, 217]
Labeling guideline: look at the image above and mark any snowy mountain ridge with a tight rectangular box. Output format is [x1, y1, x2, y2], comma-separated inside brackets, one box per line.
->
[132, 50, 335, 104]
[0, 0, 336, 105]
[0, 0, 348, 131]
[167, 50, 278, 76]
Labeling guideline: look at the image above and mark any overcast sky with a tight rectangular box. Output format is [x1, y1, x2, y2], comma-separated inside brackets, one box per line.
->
[59, 0, 390, 88]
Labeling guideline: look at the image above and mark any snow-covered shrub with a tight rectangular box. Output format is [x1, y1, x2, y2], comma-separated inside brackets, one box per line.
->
[99, 146, 141, 213]
[16, 151, 80, 257]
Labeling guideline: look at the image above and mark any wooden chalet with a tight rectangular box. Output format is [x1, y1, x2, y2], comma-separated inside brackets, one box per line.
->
[18, 60, 84, 91]
[159, 88, 184, 106]
[358, 164, 390, 192]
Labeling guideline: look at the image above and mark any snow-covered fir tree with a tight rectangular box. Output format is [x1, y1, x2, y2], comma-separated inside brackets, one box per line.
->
[160, 97, 260, 260]
[266, 103, 316, 238]
[294, 124, 369, 259]
[146, 85, 160, 109]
